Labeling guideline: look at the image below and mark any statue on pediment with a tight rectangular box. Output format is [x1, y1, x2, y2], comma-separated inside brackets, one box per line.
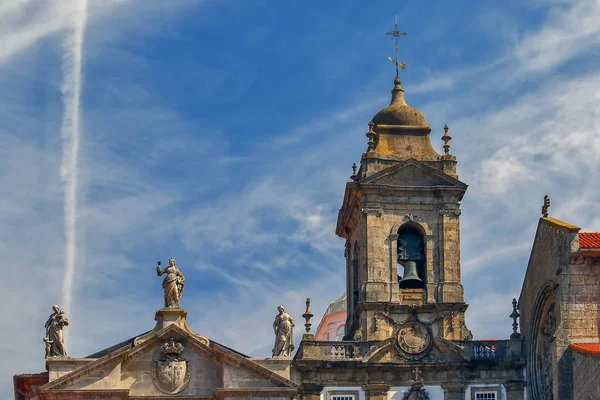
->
[272, 306, 295, 357]
[44, 305, 69, 358]
[157, 258, 185, 308]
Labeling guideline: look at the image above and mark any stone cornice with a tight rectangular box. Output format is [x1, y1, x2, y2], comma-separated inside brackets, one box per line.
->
[40, 389, 129, 400]
[214, 344, 298, 388]
[40, 345, 130, 391]
[215, 388, 298, 399]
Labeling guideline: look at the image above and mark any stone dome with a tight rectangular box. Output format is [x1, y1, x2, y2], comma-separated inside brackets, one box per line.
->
[372, 77, 428, 127]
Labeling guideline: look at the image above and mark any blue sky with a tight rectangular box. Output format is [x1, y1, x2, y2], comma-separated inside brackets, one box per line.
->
[2, 0, 600, 397]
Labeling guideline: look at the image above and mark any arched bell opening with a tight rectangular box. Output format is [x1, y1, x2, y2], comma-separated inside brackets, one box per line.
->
[397, 223, 426, 289]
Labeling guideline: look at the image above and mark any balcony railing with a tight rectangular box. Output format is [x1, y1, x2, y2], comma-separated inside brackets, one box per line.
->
[296, 339, 523, 361]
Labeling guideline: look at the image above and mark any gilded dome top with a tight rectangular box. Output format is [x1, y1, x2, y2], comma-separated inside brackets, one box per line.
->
[372, 77, 428, 127]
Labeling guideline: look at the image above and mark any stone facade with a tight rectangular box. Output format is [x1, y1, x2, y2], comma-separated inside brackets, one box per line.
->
[18, 308, 298, 400]
[518, 218, 600, 400]
[294, 77, 526, 400]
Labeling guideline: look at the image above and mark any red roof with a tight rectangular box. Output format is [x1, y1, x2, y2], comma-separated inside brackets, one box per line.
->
[571, 343, 600, 354]
[579, 232, 600, 249]
[13, 372, 48, 400]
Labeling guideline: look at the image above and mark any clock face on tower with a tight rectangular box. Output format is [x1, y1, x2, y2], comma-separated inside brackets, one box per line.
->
[397, 321, 432, 358]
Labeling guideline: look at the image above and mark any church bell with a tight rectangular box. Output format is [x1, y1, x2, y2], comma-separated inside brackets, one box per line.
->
[401, 261, 422, 283]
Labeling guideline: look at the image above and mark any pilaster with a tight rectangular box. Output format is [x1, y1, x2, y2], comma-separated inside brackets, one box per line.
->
[362, 383, 389, 400]
[441, 383, 465, 400]
[504, 382, 525, 400]
[298, 384, 323, 400]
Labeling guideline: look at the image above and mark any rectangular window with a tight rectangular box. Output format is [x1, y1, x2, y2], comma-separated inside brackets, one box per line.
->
[327, 391, 358, 400]
[474, 392, 497, 400]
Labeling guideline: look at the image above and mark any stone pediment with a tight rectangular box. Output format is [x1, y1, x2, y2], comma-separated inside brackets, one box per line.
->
[38, 310, 297, 400]
[360, 159, 467, 189]
[363, 337, 468, 364]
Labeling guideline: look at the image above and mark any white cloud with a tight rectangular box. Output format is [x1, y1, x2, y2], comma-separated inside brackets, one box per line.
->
[515, 0, 600, 73]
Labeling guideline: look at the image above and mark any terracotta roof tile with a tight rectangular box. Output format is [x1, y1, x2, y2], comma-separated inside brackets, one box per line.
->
[579, 232, 600, 249]
[570, 343, 600, 354]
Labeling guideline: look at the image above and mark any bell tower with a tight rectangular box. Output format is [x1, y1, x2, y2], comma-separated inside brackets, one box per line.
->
[336, 75, 472, 342]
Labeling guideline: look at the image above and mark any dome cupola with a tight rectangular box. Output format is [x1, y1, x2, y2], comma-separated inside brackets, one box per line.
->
[372, 77, 428, 127]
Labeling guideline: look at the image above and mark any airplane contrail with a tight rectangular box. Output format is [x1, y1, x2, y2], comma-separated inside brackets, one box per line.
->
[60, 0, 88, 316]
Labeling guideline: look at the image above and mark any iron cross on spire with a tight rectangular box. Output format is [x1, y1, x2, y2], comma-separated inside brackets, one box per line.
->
[386, 15, 407, 77]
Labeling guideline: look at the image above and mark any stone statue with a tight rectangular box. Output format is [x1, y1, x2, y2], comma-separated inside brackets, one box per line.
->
[156, 258, 185, 308]
[272, 305, 295, 357]
[43, 305, 69, 358]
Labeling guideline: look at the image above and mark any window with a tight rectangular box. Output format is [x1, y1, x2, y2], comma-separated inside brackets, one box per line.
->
[470, 386, 501, 400]
[336, 326, 345, 341]
[473, 390, 498, 400]
[326, 390, 358, 400]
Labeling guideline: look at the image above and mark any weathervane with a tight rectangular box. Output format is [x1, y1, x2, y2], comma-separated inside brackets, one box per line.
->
[386, 15, 407, 77]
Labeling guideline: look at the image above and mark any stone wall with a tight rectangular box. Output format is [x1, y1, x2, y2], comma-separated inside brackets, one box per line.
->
[519, 217, 600, 399]
[572, 349, 600, 399]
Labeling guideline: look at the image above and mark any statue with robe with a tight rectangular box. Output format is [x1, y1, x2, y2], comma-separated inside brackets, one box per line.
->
[156, 258, 185, 308]
[272, 306, 295, 357]
[44, 305, 69, 358]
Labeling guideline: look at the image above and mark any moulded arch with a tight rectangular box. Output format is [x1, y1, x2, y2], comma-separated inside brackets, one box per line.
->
[528, 282, 557, 400]
[390, 220, 427, 237]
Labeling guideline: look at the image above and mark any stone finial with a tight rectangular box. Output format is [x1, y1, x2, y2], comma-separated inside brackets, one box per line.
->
[542, 194, 550, 218]
[403, 366, 432, 399]
[302, 298, 314, 335]
[510, 298, 522, 339]
[408, 367, 429, 396]
[366, 121, 377, 151]
[351, 163, 358, 180]
[442, 124, 452, 155]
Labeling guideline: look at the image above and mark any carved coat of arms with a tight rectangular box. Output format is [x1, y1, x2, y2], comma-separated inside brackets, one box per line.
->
[397, 321, 432, 360]
[152, 338, 191, 394]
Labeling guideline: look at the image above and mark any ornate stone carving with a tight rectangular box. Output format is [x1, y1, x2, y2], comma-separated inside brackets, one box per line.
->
[330, 346, 346, 358]
[403, 367, 430, 400]
[542, 194, 551, 218]
[44, 305, 69, 358]
[510, 298, 522, 339]
[537, 303, 556, 399]
[156, 258, 185, 308]
[152, 337, 190, 394]
[396, 321, 432, 360]
[462, 319, 473, 341]
[272, 306, 295, 357]
[404, 213, 418, 222]
[361, 207, 382, 217]
[302, 298, 313, 335]
[366, 121, 377, 151]
[530, 285, 557, 400]
[439, 209, 461, 217]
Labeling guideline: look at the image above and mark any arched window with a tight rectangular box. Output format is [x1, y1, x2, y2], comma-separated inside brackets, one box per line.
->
[397, 224, 425, 289]
[336, 325, 345, 341]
